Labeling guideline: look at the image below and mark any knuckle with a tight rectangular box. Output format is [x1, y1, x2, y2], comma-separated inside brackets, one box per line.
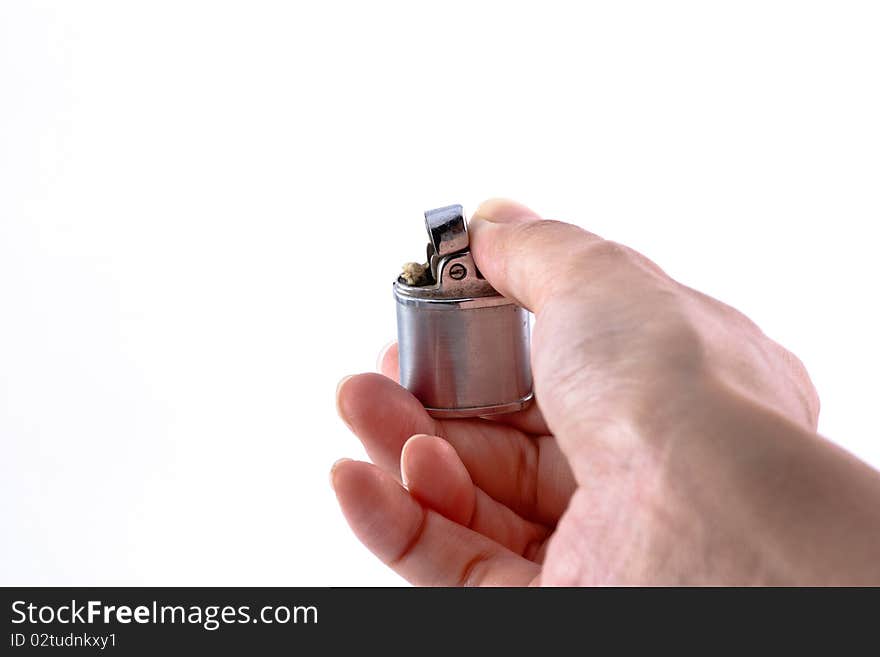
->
[550, 239, 668, 290]
[584, 239, 631, 261]
[648, 303, 708, 371]
[776, 345, 822, 425]
[580, 240, 664, 275]
[457, 551, 494, 587]
[509, 219, 593, 249]
[388, 508, 428, 568]
[688, 289, 821, 428]
[514, 440, 540, 518]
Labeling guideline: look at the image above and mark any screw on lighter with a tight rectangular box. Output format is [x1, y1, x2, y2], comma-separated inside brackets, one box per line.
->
[393, 205, 534, 418]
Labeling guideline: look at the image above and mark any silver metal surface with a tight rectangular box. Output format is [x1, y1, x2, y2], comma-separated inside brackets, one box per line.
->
[395, 295, 533, 416]
[393, 205, 534, 418]
[425, 205, 470, 257]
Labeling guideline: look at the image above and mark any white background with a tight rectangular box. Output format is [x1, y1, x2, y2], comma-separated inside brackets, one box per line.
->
[1, 1, 878, 586]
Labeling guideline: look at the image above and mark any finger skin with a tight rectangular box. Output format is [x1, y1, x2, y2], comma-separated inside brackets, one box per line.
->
[331, 459, 540, 586]
[337, 373, 575, 524]
[401, 435, 549, 559]
[336, 372, 428, 477]
[376, 340, 400, 376]
[401, 434, 474, 525]
[378, 341, 399, 381]
[479, 401, 551, 437]
[343, 198, 861, 587]
[469, 199, 603, 314]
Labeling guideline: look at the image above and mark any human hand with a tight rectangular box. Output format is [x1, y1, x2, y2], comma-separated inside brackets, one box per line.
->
[332, 199, 880, 585]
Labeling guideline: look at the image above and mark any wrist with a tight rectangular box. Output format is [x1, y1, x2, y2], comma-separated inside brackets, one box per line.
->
[643, 374, 880, 584]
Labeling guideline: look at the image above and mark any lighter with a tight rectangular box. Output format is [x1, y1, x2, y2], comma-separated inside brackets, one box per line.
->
[393, 205, 533, 418]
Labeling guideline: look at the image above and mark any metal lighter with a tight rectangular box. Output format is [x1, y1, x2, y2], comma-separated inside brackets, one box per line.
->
[393, 205, 533, 418]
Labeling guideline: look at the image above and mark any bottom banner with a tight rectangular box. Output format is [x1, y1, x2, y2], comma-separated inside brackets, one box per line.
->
[1, 587, 874, 652]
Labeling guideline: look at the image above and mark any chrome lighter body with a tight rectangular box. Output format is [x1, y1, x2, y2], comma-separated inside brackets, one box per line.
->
[393, 205, 533, 418]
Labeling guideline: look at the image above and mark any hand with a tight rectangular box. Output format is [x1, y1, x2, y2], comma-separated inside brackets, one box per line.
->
[332, 199, 880, 585]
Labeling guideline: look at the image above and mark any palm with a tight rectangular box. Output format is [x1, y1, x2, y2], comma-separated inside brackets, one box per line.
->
[333, 344, 578, 586]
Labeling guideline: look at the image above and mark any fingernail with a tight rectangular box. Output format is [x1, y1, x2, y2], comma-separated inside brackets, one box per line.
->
[471, 198, 541, 226]
[336, 374, 353, 396]
[329, 457, 353, 488]
[335, 375, 354, 431]
[375, 340, 395, 372]
[399, 436, 418, 488]
[399, 434, 433, 489]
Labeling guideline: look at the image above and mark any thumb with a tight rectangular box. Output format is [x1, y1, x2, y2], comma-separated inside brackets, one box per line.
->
[468, 199, 602, 312]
